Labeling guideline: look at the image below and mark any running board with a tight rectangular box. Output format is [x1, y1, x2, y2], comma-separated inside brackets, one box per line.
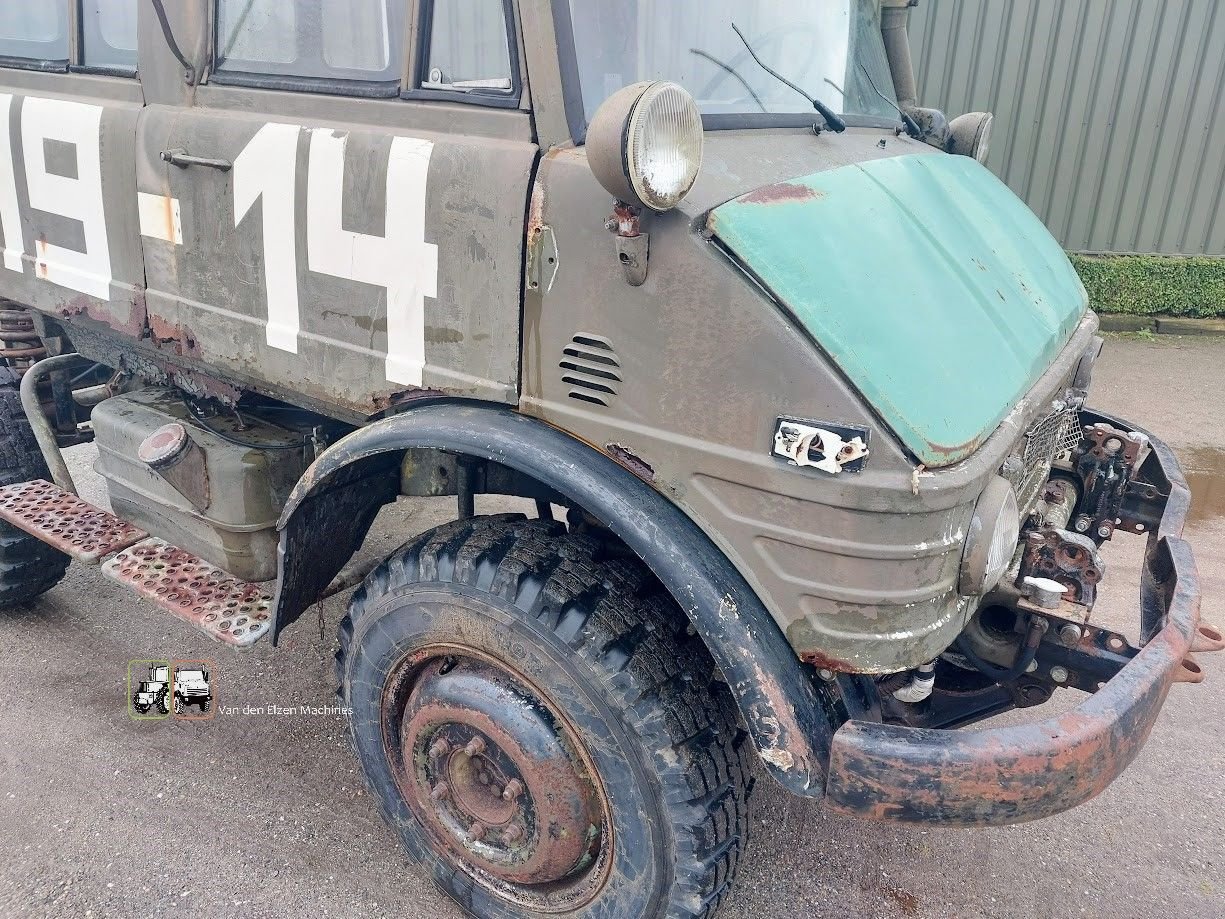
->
[0, 479, 273, 647]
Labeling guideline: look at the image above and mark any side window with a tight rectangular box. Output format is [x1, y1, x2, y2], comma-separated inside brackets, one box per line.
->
[215, 0, 406, 87]
[420, 0, 515, 97]
[0, 3, 71, 68]
[81, 0, 138, 72]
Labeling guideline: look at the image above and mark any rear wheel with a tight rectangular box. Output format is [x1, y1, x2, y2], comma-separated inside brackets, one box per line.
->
[0, 366, 69, 608]
[337, 515, 752, 918]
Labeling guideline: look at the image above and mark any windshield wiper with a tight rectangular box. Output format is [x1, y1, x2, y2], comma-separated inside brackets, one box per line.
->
[856, 63, 922, 138]
[689, 48, 767, 112]
[730, 22, 846, 133]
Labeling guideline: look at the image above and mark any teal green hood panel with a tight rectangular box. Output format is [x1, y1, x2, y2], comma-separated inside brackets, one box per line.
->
[708, 153, 1087, 467]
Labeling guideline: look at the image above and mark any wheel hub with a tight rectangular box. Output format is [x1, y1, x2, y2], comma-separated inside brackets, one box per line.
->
[397, 657, 603, 886]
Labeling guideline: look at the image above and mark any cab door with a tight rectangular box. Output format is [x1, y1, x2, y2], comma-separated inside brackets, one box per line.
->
[137, 0, 535, 420]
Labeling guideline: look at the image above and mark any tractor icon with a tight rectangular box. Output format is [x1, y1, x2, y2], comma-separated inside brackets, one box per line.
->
[172, 665, 212, 714]
[131, 664, 170, 715]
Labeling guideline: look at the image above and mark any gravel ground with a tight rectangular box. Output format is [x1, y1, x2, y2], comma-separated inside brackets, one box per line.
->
[0, 335, 1222, 919]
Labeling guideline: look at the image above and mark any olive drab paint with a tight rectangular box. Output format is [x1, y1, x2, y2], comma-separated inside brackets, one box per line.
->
[0, 95, 112, 298]
[0, 97, 441, 389]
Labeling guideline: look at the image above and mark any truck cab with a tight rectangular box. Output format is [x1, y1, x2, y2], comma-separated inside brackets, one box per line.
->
[0, 3, 1217, 917]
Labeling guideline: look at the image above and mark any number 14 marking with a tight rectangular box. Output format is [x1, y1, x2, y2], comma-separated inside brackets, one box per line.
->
[233, 123, 437, 387]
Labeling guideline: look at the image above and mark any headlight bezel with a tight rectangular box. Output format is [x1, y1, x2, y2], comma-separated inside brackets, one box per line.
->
[586, 80, 704, 213]
[959, 476, 1021, 596]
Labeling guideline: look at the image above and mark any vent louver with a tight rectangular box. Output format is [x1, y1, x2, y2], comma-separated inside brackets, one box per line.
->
[560, 334, 622, 407]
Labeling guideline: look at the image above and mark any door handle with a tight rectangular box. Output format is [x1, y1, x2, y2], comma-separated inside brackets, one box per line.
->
[160, 148, 233, 172]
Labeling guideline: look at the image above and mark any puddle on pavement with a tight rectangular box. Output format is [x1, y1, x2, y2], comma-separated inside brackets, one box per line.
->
[1180, 445, 1225, 526]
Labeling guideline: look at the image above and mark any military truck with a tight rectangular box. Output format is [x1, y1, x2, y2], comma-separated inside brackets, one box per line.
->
[172, 665, 211, 713]
[131, 664, 169, 715]
[0, 1, 1219, 916]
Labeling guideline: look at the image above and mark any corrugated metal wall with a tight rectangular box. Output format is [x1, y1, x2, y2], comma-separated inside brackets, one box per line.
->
[910, 0, 1225, 256]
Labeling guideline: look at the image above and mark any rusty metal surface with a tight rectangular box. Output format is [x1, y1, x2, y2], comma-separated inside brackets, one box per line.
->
[0, 479, 147, 564]
[101, 538, 273, 648]
[822, 419, 1210, 825]
[378, 646, 612, 909]
[1017, 528, 1103, 608]
[390, 655, 606, 892]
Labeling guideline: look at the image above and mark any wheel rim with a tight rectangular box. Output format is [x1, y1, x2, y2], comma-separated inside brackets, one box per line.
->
[382, 646, 613, 911]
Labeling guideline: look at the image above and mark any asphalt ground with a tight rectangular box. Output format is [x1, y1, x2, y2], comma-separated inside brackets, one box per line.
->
[1, 334, 1222, 919]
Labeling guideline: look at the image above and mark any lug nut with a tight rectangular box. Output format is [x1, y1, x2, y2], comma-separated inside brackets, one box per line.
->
[464, 736, 486, 757]
[430, 782, 449, 802]
[428, 738, 451, 759]
[502, 779, 524, 801]
[1050, 665, 1070, 684]
[467, 821, 486, 842]
[1059, 623, 1082, 646]
[503, 824, 523, 843]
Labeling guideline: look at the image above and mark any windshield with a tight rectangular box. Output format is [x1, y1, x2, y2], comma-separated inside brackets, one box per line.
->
[177, 670, 206, 683]
[565, 0, 899, 127]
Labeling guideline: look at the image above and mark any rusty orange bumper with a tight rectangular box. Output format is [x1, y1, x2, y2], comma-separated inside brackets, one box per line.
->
[823, 416, 1210, 825]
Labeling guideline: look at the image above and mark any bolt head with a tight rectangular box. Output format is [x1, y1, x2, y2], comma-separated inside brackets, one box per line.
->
[1049, 665, 1070, 684]
[1097, 525, 1112, 538]
[1059, 623, 1082, 646]
[817, 668, 836, 682]
[502, 779, 524, 801]
[464, 736, 486, 757]
[1074, 517, 1091, 533]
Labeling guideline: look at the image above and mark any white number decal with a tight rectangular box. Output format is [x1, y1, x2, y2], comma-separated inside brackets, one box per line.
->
[306, 129, 436, 387]
[233, 122, 302, 354]
[0, 95, 22, 273]
[22, 98, 111, 298]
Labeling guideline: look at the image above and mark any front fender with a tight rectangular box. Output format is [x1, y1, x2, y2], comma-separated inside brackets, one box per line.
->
[272, 402, 837, 795]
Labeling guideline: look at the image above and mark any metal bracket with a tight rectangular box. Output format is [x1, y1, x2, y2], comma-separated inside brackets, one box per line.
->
[606, 201, 650, 286]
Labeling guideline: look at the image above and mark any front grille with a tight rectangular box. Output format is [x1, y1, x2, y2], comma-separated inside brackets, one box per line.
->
[1007, 407, 1079, 512]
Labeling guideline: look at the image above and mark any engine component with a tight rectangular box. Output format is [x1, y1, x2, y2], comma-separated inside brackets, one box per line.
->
[92, 388, 312, 581]
[1071, 422, 1148, 544]
[1031, 477, 1078, 530]
[1017, 527, 1103, 609]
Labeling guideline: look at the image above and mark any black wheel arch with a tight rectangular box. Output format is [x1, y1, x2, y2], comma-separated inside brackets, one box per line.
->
[271, 401, 837, 796]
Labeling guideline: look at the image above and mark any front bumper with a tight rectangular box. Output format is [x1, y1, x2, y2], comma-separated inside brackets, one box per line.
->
[822, 411, 1208, 826]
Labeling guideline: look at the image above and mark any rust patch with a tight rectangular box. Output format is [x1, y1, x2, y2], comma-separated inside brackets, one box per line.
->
[605, 443, 654, 482]
[739, 182, 823, 205]
[799, 648, 854, 672]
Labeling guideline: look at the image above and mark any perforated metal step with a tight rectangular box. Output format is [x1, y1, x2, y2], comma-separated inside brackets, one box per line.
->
[0, 479, 273, 647]
[0, 479, 147, 563]
[102, 539, 274, 647]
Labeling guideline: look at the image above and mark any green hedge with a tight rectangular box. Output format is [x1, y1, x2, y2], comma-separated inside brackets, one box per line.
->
[1070, 254, 1225, 318]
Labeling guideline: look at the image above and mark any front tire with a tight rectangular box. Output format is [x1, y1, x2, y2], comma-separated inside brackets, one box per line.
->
[337, 515, 752, 918]
[0, 366, 69, 608]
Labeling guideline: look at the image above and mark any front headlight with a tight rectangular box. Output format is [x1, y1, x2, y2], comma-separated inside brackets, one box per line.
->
[587, 81, 703, 212]
[959, 476, 1020, 595]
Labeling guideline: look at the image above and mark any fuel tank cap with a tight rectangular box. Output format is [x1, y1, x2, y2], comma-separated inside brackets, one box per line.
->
[138, 422, 191, 469]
